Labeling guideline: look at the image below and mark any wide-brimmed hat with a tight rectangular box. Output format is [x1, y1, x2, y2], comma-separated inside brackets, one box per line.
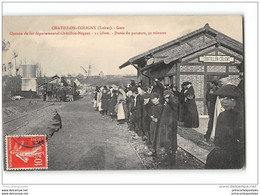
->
[150, 92, 160, 99]
[214, 84, 241, 99]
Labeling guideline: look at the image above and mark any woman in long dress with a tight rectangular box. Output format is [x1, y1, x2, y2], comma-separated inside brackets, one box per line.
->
[115, 87, 128, 124]
[97, 86, 103, 113]
[183, 82, 199, 128]
[108, 89, 118, 120]
[178, 83, 186, 122]
[93, 86, 99, 110]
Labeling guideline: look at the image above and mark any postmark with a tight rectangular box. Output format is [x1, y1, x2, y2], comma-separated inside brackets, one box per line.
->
[5, 135, 48, 170]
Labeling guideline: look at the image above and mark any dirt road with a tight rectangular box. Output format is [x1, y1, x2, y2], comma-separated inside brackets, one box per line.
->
[47, 97, 144, 170]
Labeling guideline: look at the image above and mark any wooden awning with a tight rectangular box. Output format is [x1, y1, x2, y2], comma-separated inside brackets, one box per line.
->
[119, 23, 243, 71]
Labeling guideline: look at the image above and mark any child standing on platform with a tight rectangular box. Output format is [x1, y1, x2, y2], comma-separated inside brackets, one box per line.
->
[149, 92, 163, 156]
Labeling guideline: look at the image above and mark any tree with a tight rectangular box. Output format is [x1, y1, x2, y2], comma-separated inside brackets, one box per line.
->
[12, 50, 19, 75]
[36, 63, 42, 77]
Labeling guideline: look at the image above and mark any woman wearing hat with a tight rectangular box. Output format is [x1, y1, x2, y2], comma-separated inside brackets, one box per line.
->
[156, 90, 179, 165]
[183, 82, 199, 128]
[205, 84, 244, 169]
[178, 82, 186, 122]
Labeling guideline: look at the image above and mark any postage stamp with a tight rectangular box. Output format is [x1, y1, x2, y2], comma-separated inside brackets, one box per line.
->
[5, 135, 48, 170]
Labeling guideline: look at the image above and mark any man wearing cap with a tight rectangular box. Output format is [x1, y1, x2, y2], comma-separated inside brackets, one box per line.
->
[205, 84, 244, 169]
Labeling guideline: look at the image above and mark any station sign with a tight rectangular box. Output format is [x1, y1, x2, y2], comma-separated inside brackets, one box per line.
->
[199, 55, 235, 63]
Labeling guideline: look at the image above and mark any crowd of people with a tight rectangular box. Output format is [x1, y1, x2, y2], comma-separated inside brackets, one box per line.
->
[43, 86, 76, 102]
[91, 73, 245, 169]
[92, 79, 200, 166]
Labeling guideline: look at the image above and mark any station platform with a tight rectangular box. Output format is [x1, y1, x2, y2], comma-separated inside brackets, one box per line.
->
[177, 117, 215, 164]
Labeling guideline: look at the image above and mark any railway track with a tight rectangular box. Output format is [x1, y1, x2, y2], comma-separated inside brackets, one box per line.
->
[119, 125, 206, 169]
[3, 103, 55, 136]
[3, 103, 55, 125]
[177, 145, 206, 165]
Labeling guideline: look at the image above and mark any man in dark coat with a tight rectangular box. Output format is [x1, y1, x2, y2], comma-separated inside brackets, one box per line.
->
[142, 92, 152, 144]
[156, 90, 179, 165]
[126, 90, 135, 131]
[151, 78, 165, 104]
[131, 87, 144, 137]
[43, 86, 47, 101]
[205, 85, 244, 169]
[61, 87, 66, 102]
[129, 80, 136, 91]
[101, 86, 110, 115]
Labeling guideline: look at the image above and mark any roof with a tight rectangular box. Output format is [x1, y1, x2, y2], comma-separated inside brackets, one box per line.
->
[37, 75, 60, 87]
[119, 23, 243, 70]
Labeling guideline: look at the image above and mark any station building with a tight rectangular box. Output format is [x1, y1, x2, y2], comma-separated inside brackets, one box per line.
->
[119, 24, 243, 115]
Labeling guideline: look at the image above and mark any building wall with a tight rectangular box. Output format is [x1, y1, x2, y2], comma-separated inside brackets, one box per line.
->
[178, 46, 242, 115]
[141, 45, 242, 115]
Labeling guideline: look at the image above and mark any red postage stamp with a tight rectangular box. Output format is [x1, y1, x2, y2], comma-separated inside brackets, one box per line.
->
[5, 135, 48, 170]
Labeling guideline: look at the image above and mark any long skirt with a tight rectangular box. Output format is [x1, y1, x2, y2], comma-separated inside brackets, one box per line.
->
[98, 102, 103, 111]
[117, 103, 125, 120]
[184, 99, 199, 128]
[93, 100, 97, 108]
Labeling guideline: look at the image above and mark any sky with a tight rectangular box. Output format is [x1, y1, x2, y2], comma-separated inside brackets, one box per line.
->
[3, 16, 242, 77]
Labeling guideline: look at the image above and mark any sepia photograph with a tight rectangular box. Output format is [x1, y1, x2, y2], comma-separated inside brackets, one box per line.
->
[2, 15, 245, 170]
[1, 2, 258, 195]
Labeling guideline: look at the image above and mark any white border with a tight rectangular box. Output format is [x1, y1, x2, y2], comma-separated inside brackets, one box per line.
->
[1, 1, 258, 189]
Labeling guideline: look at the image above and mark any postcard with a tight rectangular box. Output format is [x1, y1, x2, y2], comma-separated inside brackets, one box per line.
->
[2, 15, 246, 172]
